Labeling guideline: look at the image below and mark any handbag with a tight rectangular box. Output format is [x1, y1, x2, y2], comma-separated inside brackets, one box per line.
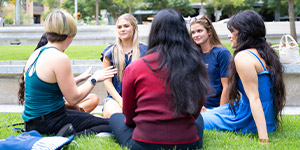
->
[279, 34, 300, 64]
[0, 130, 74, 150]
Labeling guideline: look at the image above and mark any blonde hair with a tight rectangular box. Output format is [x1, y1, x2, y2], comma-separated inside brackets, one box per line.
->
[111, 13, 140, 81]
[44, 10, 77, 42]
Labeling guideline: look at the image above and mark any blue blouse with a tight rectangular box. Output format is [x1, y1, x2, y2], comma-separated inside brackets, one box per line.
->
[100, 43, 147, 99]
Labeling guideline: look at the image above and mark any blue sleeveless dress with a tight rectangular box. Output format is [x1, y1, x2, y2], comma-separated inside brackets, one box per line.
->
[200, 50, 277, 133]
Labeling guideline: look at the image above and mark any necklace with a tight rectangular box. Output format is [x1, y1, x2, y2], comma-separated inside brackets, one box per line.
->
[125, 50, 133, 55]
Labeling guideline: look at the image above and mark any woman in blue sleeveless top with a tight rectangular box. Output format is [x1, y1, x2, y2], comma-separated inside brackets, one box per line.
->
[18, 11, 117, 136]
[197, 10, 286, 145]
[101, 14, 147, 118]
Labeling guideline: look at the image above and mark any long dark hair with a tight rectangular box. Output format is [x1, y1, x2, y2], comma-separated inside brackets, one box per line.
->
[227, 10, 286, 124]
[18, 70, 25, 105]
[143, 9, 210, 117]
[18, 33, 49, 105]
[35, 33, 48, 51]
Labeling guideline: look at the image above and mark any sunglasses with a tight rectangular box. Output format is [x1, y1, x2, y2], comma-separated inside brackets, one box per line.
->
[190, 15, 211, 25]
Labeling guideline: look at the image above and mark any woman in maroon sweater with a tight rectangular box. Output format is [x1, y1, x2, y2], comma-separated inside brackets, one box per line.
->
[109, 9, 210, 150]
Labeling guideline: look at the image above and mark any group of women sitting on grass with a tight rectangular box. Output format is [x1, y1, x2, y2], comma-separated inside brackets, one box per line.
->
[18, 8, 286, 149]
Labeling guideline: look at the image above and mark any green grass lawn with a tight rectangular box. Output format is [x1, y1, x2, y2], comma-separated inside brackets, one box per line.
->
[0, 44, 234, 61]
[1, 113, 299, 149]
[4, 43, 300, 61]
[0, 45, 108, 61]
[1, 43, 300, 61]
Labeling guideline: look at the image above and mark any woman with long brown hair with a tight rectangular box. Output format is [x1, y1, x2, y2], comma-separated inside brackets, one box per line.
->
[196, 10, 286, 145]
[109, 9, 209, 150]
[190, 15, 231, 111]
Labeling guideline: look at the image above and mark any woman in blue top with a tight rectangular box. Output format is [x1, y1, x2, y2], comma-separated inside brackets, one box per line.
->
[18, 11, 117, 136]
[190, 15, 232, 111]
[197, 10, 286, 145]
[101, 14, 147, 118]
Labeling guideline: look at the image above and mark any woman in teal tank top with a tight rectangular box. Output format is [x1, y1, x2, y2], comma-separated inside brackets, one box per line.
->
[33, 33, 101, 113]
[18, 11, 117, 136]
[197, 10, 286, 145]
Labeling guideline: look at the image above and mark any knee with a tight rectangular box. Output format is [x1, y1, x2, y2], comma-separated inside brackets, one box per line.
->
[102, 108, 115, 118]
[103, 101, 121, 118]
[89, 93, 100, 104]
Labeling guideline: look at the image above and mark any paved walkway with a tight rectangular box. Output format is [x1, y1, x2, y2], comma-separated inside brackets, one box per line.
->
[0, 104, 299, 115]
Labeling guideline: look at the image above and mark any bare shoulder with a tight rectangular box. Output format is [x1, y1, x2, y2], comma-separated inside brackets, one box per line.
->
[234, 51, 255, 71]
[46, 48, 69, 62]
[234, 51, 252, 64]
[38, 48, 71, 71]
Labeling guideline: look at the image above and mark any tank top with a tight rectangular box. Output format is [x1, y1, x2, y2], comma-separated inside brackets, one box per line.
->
[22, 46, 65, 122]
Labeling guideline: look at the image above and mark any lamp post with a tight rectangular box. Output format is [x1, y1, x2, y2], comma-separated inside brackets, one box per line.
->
[16, 0, 20, 25]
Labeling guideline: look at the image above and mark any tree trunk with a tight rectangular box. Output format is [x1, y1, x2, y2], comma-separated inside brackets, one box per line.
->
[200, 0, 205, 15]
[214, 6, 218, 22]
[16, 0, 21, 25]
[96, 0, 99, 25]
[288, 0, 297, 42]
[129, 0, 132, 14]
[0, 0, 2, 18]
[0, 0, 3, 27]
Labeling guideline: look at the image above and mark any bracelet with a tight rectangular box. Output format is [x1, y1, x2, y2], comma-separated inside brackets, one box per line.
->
[259, 138, 269, 145]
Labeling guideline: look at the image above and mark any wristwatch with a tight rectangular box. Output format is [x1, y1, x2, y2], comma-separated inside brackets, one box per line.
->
[89, 78, 97, 86]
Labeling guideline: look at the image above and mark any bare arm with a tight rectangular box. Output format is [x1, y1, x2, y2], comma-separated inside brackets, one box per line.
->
[74, 66, 92, 85]
[220, 77, 229, 105]
[235, 52, 268, 140]
[102, 56, 123, 106]
[54, 54, 116, 106]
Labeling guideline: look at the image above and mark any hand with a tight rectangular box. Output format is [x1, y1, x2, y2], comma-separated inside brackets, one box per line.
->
[201, 106, 207, 113]
[117, 98, 123, 108]
[91, 66, 117, 82]
[75, 66, 92, 84]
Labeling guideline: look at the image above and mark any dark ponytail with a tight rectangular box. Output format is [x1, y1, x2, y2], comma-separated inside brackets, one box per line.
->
[18, 71, 25, 105]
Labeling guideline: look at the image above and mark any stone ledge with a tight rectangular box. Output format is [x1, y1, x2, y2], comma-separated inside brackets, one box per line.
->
[0, 60, 102, 75]
[283, 64, 300, 74]
[0, 61, 299, 75]
[0, 61, 299, 106]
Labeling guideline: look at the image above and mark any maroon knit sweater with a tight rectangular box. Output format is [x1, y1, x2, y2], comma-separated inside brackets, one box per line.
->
[122, 52, 201, 144]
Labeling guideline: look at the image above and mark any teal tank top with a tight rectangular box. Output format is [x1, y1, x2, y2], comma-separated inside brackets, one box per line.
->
[22, 46, 65, 122]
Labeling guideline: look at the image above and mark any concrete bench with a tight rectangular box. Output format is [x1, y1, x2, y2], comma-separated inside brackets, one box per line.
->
[0, 61, 299, 106]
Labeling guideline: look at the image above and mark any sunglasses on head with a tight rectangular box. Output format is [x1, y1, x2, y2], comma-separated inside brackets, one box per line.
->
[190, 15, 211, 25]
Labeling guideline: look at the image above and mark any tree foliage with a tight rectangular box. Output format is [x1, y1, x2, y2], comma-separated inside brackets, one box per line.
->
[113, 0, 144, 14]
[62, 0, 147, 22]
[0, 0, 11, 17]
[33, 0, 58, 9]
[261, 0, 300, 16]
[146, 0, 195, 16]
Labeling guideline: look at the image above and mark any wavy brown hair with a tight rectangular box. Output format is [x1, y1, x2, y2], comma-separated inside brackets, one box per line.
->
[190, 15, 222, 49]
[227, 10, 286, 125]
[18, 72, 25, 105]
